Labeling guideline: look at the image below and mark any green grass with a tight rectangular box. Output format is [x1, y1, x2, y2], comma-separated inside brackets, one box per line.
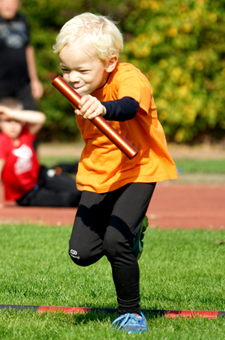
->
[174, 159, 225, 174]
[1, 224, 225, 339]
[39, 156, 79, 169]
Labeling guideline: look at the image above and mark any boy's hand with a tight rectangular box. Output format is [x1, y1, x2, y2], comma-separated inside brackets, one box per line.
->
[75, 95, 106, 120]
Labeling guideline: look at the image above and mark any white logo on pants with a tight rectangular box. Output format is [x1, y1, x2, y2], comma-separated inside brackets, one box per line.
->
[70, 249, 80, 259]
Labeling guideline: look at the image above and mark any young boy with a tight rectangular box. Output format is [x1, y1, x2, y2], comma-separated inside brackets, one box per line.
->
[0, 98, 81, 207]
[53, 12, 178, 333]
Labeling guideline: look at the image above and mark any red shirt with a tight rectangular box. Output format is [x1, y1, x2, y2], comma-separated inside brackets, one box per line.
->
[0, 127, 40, 200]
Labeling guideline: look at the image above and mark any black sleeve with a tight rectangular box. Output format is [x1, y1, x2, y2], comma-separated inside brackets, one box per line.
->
[102, 97, 139, 121]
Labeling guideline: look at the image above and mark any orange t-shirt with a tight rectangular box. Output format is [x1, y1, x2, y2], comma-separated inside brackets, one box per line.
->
[76, 62, 178, 193]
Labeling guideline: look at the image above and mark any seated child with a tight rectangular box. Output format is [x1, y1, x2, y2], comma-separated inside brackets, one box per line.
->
[0, 98, 81, 207]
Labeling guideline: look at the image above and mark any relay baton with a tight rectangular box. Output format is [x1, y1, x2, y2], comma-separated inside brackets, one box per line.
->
[52, 76, 138, 159]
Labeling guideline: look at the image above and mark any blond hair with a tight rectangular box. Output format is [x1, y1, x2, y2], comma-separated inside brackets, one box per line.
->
[53, 12, 123, 62]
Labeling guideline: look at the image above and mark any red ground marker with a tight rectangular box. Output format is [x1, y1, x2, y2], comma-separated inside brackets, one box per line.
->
[0, 305, 225, 319]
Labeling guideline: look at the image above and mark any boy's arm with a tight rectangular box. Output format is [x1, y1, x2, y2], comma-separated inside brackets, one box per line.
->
[102, 97, 139, 121]
[26, 45, 44, 100]
[0, 106, 46, 135]
[76, 96, 139, 121]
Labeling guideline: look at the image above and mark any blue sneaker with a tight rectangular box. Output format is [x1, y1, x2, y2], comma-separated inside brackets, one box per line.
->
[132, 216, 149, 260]
[111, 312, 148, 333]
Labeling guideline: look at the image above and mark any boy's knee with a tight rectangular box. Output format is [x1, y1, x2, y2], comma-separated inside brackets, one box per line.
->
[69, 247, 87, 266]
[68, 247, 95, 266]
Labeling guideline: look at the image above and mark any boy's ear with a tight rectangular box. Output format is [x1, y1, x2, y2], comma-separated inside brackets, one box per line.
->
[105, 55, 118, 73]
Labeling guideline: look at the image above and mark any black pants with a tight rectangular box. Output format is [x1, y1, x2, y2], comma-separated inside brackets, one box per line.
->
[69, 182, 156, 315]
[16, 166, 81, 207]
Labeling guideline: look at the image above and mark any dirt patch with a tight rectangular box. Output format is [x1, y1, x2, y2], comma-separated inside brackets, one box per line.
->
[172, 173, 225, 184]
[38, 142, 84, 158]
[38, 142, 225, 159]
[1, 183, 224, 229]
[167, 143, 225, 160]
[1, 143, 224, 229]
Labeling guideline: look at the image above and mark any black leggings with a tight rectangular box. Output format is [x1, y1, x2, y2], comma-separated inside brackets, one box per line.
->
[16, 166, 81, 207]
[69, 182, 156, 314]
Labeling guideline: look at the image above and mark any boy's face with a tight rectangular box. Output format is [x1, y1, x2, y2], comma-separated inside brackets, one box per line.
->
[59, 43, 111, 96]
[0, 115, 23, 140]
[0, 0, 20, 20]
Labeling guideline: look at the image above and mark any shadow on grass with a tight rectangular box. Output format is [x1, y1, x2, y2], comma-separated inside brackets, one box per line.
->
[66, 308, 164, 326]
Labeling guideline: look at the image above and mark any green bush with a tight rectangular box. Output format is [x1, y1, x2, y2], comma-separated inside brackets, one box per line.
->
[21, 0, 225, 143]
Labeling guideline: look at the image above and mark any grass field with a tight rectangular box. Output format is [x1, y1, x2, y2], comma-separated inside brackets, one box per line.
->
[1, 224, 225, 339]
[39, 156, 79, 169]
[174, 159, 225, 174]
[39, 155, 225, 175]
